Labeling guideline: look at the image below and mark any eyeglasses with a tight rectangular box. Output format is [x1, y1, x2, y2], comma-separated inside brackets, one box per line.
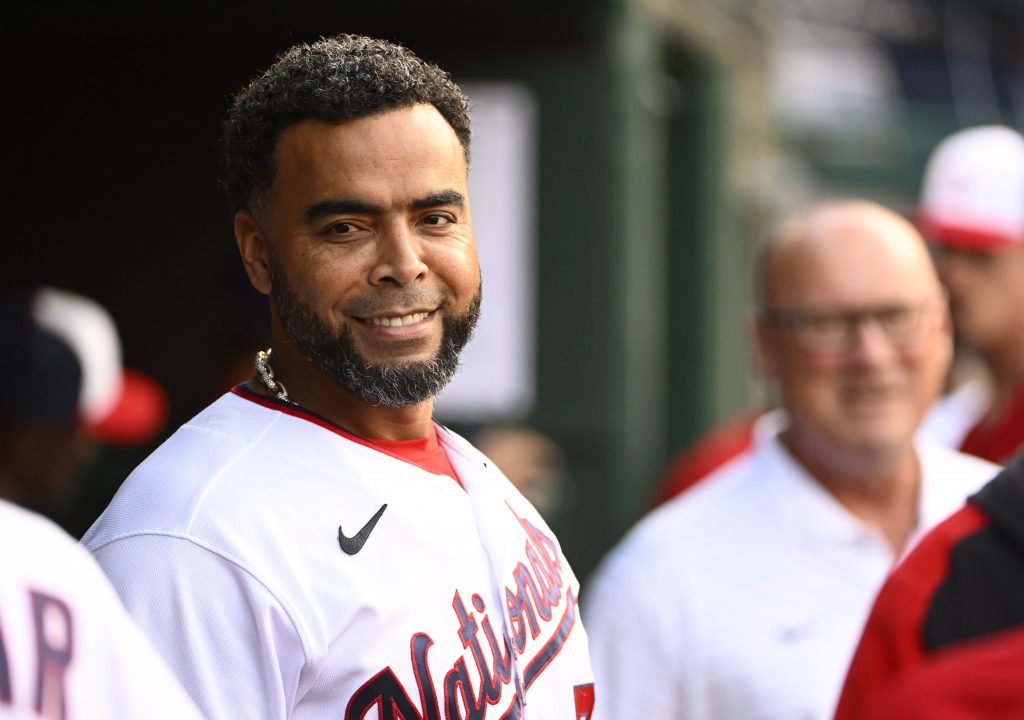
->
[760, 303, 941, 356]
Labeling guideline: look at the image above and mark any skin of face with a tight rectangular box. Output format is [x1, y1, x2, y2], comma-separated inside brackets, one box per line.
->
[936, 244, 1024, 359]
[234, 104, 480, 421]
[756, 202, 953, 470]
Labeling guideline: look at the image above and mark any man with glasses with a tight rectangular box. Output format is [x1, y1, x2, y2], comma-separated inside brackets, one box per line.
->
[583, 199, 999, 720]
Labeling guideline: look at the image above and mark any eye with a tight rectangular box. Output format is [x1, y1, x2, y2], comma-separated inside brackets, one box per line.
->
[878, 307, 920, 335]
[420, 213, 453, 227]
[329, 221, 355, 235]
[803, 314, 847, 339]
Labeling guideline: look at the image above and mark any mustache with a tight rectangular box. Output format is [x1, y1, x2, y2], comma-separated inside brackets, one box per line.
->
[339, 287, 451, 316]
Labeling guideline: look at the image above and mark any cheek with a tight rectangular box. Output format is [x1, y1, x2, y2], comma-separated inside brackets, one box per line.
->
[777, 360, 841, 410]
[436, 248, 481, 298]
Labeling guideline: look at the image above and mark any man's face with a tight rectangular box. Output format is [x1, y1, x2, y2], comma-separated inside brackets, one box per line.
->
[935, 244, 1024, 357]
[246, 105, 481, 406]
[758, 214, 951, 461]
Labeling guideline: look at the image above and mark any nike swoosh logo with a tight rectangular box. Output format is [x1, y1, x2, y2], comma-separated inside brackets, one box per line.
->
[338, 503, 387, 555]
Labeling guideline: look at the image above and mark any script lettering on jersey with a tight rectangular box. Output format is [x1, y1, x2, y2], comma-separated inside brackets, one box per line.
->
[0, 590, 74, 720]
[345, 509, 578, 719]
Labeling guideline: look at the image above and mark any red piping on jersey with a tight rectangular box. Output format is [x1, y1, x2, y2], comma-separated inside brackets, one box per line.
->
[231, 385, 432, 470]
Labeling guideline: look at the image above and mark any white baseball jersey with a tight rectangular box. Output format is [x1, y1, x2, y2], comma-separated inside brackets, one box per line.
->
[0, 498, 203, 720]
[83, 388, 595, 720]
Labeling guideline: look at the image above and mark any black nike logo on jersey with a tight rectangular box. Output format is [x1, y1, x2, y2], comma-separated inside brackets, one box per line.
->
[338, 504, 387, 555]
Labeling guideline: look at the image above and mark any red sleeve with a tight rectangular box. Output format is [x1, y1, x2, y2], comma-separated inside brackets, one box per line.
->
[651, 413, 758, 507]
[833, 503, 990, 720]
[864, 626, 1024, 720]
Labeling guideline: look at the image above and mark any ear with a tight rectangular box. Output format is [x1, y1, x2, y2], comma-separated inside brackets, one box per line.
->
[234, 210, 272, 295]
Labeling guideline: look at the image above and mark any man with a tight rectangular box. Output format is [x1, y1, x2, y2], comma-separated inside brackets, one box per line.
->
[653, 126, 1024, 505]
[0, 285, 167, 522]
[583, 199, 998, 720]
[0, 289, 202, 719]
[83, 34, 594, 720]
[834, 450, 1024, 719]
[917, 124, 1024, 463]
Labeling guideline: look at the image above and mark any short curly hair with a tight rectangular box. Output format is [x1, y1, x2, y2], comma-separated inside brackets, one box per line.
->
[222, 34, 472, 212]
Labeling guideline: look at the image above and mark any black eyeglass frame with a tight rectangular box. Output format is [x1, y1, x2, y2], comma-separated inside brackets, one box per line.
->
[758, 301, 944, 356]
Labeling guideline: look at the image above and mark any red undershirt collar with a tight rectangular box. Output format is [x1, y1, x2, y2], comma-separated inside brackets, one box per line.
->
[231, 385, 461, 483]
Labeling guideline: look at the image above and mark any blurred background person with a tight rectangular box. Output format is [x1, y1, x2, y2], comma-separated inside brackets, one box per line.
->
[653, 124, 1024, 508]
[0, 285, 202, 719]
[473, 422, 569, 521]
[0, 285, 168, 532]
[583, 199, 999, 720]
[917, 124, 1024, 464]
[860, 625, 1024, 720]
[0, 498, 206, 718]
[835, 435, 1024, 717]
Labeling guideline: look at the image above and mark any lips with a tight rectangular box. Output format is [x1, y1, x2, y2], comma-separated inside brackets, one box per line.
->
[841, 383, 902, 409]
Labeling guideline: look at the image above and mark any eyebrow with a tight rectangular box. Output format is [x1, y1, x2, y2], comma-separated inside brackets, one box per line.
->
[411, 189, 465, 210]
[304, 190, 465, 222]
[305, 199, 381, 221]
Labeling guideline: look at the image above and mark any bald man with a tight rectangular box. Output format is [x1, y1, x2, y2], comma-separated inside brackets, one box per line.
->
[582, 200, 1000, 720]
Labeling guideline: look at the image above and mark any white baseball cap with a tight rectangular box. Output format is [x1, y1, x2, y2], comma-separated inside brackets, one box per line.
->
[30, 286, 168, 445]
[917, 124, 1024, 251]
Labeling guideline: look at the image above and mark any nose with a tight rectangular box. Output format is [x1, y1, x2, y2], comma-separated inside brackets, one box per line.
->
[846, 317, 896, 365]
[370, 223, 428, 287]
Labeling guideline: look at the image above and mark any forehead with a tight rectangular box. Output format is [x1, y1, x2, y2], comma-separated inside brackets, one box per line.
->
[767, 214, 938, 308]
[269, 105, 468, 206]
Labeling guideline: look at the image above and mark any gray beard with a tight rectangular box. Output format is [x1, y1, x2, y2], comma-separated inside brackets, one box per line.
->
[270, 264, 481, 407]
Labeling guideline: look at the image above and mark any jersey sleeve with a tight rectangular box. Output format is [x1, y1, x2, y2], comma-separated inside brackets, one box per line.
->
[834, 503, 988, 720]
[861, 626, 1024, 720]
[91, 534, 306, 720]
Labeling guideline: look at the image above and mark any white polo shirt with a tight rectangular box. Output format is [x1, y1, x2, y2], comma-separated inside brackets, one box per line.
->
[582, 412, 999, 720]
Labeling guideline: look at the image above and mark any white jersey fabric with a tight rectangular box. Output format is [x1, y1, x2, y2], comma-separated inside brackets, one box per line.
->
[0, 499, 203, 720]
[83, 389, 594, 720]
[583, 411, 999, 720]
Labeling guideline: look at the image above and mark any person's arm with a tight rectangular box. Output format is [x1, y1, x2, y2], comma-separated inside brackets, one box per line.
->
[92, 535, 305, 720]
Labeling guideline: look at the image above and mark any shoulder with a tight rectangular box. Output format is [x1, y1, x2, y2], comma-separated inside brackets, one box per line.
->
[81, 393, 279, 546]
[918, 440, 1001, 497]
[890, 503, 990, 604]
[587, 453, 761, 600]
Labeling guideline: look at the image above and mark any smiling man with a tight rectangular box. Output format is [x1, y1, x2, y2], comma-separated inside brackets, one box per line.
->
[583, 199, 998, 720]
[82, 34, 594, 720]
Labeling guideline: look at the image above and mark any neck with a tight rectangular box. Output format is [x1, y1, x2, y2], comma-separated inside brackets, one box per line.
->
[780, 427, 921, 555]
[253, 342, 436, 441]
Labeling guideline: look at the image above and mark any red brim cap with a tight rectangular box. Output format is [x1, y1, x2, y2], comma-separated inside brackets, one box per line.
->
[81, 368, 169, 446]
[917, 212, 1024, 252]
